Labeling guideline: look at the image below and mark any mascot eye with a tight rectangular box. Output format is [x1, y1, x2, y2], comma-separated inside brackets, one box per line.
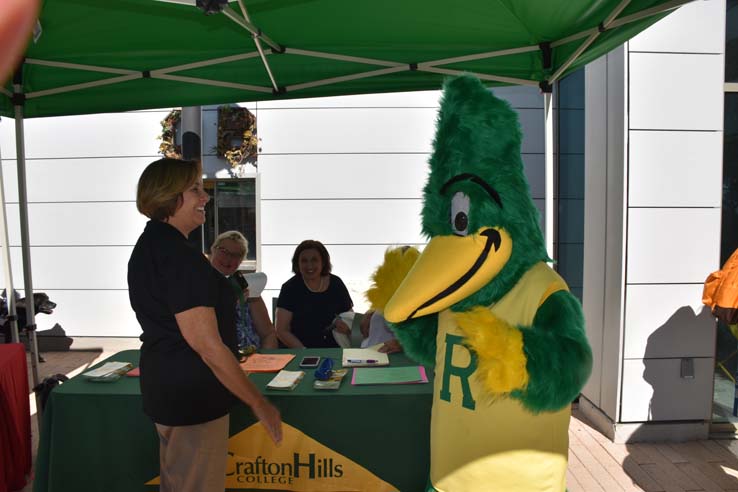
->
[450, 192, 470, 236]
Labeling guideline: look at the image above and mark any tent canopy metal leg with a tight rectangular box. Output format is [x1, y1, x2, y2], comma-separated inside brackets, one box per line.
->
[12, 71, 41, 413]
[0, 134, 18, 343]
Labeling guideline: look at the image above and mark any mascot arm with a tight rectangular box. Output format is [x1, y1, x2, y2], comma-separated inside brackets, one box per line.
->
[366, 245, 437, 364]
[387, 315, 438, 367]
[514, 290, 592, 412]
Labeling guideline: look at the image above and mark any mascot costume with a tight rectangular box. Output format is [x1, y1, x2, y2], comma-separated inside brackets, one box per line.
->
[368, 75, 592, 492]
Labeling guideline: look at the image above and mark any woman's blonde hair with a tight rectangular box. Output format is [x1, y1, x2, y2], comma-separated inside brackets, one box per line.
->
[211, 230, 249, 260]
[136, 158, 201, 220]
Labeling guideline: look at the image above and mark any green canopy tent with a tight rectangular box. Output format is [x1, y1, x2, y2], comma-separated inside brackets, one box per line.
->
[0, 0, 690, 117]
[0, 0, 691, 389]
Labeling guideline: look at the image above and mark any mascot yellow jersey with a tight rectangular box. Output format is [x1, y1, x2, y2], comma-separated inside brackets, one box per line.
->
[432, 263, 569, 492]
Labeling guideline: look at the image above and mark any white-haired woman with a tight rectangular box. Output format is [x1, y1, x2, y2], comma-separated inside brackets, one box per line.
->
[209, 230, 277, 353]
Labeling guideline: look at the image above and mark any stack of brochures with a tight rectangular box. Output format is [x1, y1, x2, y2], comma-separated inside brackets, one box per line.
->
[313, 369, 349, 390]
[341, 348, 389, 367]
[266, 370, 305, 391]
[82, 361, 134, 382]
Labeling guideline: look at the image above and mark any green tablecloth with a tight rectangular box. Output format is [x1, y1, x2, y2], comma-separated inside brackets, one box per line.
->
[34, 349, 432, 492]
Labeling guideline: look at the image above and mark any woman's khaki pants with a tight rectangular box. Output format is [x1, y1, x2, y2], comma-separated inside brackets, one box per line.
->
[155, 414, 229, 492]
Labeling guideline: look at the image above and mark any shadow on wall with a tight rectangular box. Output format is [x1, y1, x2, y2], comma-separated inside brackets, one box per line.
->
[641, 306, 714, 422]
[619, 306, 738, 489]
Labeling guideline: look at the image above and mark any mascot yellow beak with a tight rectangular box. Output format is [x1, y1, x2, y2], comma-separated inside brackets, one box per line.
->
[384, 227, 512, 322]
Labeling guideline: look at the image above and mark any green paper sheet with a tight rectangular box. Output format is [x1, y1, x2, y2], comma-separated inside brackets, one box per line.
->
[352, 366, 427, 385]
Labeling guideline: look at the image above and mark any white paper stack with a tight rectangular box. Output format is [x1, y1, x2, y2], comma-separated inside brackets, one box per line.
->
[341, 348, 389, 367]
[82, 361, 133, 382]
[266, 370, 305, 391]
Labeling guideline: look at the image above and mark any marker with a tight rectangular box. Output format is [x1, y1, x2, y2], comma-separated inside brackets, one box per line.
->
[347, 359, 378, 364]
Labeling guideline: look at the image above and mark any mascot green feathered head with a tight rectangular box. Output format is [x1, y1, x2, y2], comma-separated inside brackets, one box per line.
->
[385, 75, 548, 322]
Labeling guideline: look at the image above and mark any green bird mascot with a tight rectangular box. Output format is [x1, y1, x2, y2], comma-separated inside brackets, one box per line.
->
[371, 75, 592, 492]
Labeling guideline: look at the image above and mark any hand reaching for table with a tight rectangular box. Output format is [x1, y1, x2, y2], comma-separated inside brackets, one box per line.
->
[252, 399, 283, 445]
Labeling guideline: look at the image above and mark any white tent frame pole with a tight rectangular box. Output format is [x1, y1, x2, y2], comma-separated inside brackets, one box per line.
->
[26, 59, 137, 74]
[550, 0, 632, 83]
[235, 0, 279, 92]
[26, 74, 142, 99]
[13, 80, 41, 394]
[152, 52, 262, 73]
[550, 31, 601, 83]
[222, 5, 280, 51]
[285, 48, 404, 67]
[287, 66, 409, 92]
[249, 40, 278, 92]
[423, 45, 540, 67]
[552, 0, 690, 48]
[609, 0, 691, 29]
[151, 73, 271, 93]
[544, 91, 555, 263]
[419, 66, 539, 87]
[0, 136, 19, 343]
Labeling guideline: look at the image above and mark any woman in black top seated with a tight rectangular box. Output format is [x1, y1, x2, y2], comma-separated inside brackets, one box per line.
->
[275, 240, 353, 348]
[128, 158, 281, 492]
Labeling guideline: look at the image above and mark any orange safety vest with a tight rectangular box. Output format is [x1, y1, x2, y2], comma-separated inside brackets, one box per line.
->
[703, 248, 738, 325]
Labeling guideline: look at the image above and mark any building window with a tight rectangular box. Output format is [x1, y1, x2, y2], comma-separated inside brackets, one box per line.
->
[727, 0, 737, 83]
[556, 68, 585, 301]
[188, 177, 259, 269]
[712, 2, 738, 425]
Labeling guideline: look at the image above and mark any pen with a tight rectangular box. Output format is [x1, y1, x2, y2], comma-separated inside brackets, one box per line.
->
[347, 359, 378, 363]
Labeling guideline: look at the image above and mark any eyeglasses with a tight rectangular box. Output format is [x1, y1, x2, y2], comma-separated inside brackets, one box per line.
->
[214, 246, 243, 260]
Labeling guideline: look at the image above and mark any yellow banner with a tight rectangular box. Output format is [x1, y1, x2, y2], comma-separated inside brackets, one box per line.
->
[147, 422, 398, 491]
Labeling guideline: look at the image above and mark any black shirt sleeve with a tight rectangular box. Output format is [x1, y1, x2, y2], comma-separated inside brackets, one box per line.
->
[164, 245, 218, 314]
[332, 275, 354, 312]
[277, 276, 299, 312]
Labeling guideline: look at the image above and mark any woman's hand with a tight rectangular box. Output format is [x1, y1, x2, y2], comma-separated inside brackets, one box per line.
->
[252, 398, 283, 445]
[176, 306, 283, 443]
[378, 339, 402, 354]
[334, 319, 351, 335]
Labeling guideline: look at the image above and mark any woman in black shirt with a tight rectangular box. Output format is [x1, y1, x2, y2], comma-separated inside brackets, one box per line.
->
[275, 240, 353, 348]
[128, 158, 281, 492]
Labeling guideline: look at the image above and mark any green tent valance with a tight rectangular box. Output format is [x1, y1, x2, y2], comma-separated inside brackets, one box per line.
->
[1, 0, 689, 119]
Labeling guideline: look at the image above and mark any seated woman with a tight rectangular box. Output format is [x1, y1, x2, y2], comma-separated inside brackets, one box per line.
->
[209, 231, 277, 354]
[276, 240, 353, 348]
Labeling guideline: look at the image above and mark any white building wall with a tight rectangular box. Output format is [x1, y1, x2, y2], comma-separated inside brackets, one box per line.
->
[581, 0, 725, 441]
[0, 87, 547, 337]
[254, 87, 546, 312]
[582, 46, 629, 428]
[0, 111, 162, 337]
